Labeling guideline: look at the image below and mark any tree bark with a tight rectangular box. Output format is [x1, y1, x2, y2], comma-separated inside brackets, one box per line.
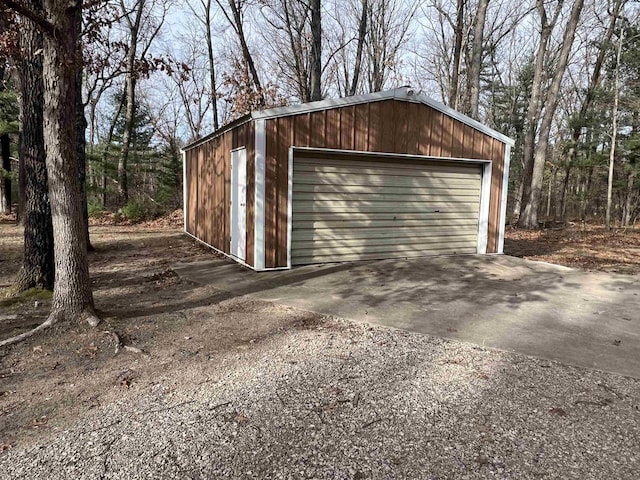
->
[118, 0, 145, 204]
[515, 0, 563, 222]
[519, 0, 584, 229]
[41, 0, 98, 324]
[11, 0, 54, 294]
[224, 0, 265, 105]
[309, 0, 322, 101]
[468, 0, 489, 119]
[606, 26, 624, 229]
[76, 66, 93, 251]
[348, 0, 368, 96]
[450, 0, 464, 109]
[0, 134, 10, 214]
[204, 0, 219, 130]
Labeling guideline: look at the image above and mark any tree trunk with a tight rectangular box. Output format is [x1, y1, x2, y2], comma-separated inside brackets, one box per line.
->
[519, 0, 585, 229]
[76, 66, 93, 251]
[348, 0, 368, 96]
[204, 0, 219, 130]
[0, 134, 10, 214]
[515, 0, 562, 222]
[450, 0, 464, 109]
[42, 0, 98, 324]
[227, 0, 264, 105]
[11, 0, 54, 293]
[118, 0, 145, 205]
[468, 0, 489, 119]
[309, 0, 322, 101]
[606, 26, 624, 229]
[623, 170, 636, 227]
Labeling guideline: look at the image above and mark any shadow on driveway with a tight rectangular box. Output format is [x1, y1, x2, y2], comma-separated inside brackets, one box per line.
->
[174, 254, 640, 379]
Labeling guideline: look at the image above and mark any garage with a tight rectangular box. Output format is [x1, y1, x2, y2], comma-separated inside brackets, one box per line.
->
[182, 87, 513, 271]
[291, 152, 484, 265]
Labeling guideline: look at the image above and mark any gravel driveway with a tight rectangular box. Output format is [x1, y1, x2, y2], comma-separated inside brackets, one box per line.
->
[2, 315, 639, 479]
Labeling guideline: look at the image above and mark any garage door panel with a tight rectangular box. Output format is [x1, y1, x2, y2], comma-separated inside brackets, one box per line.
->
[293, 219, 479, 230]
[291, 155, 482, 265]
[293, 190, 481, 202]
[295, 160, 478, 175]
[293, 201, 480, 214]
[293, 242, 477, 264]
[292, 233, 478, 249]
[294, 172, 478, 186]
[294, 183, 481, 195]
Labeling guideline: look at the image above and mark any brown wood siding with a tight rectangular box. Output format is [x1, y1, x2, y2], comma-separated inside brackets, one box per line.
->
[263, 99, 506, 266]
[183, 120, 255, 266]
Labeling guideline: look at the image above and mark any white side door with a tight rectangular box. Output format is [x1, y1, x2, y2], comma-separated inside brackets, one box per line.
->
[230, 148, 247, 261]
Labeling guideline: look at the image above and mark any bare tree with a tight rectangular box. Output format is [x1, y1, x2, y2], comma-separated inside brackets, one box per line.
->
[519, 0, 586, 229]
[467, 0, 488, 119]
[186, 0, 220, 129]
[606, 25, 624, 229]
[513, 0, 563, 220]
[217, 0, 265, 105]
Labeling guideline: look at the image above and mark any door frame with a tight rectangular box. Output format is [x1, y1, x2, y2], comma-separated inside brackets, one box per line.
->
[287, 146, 492, 269]
[230, 147, 247, 262]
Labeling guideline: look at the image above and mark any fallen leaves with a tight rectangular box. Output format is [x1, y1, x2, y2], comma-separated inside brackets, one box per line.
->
[31, 417, 48, 429]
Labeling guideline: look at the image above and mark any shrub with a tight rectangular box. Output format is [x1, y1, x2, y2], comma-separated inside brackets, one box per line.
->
[120, 198, 157, 222]
[87, 200, 105, 218]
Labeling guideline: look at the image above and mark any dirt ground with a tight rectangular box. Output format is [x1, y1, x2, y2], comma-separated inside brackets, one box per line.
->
[505, 224, 640, 274]
[1, 217, 639, 478]
[0, 216, 325, 453]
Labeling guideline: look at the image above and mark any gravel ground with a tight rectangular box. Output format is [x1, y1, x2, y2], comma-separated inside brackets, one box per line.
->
[2, 316, 640, 480]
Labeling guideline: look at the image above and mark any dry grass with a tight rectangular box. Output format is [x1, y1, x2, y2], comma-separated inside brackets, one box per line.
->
[505, 223, 640, 274]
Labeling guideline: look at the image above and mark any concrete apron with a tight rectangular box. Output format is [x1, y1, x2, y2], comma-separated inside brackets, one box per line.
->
[174, 254, 640, 379]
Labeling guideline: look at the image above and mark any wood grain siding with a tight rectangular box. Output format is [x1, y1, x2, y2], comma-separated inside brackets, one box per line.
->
[183, 119, 255, 266]
[262, 99, 506, 266]
[291, 155, 482, 264]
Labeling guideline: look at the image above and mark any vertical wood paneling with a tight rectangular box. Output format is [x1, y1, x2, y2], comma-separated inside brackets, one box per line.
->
[340, 106, 355, 150]
[418, 107, 433, 156]
[277, 117, 292, 266]
[265, 119, 278, 267]
[367, 101, 381, 151]
[451, 119, 465, 158]
[354, 103, 369, 151]
[430, 111, 444, 157]
[487, 139, 505, 253]
[187, 99, 508, 269]
[325, 109, 341, 149]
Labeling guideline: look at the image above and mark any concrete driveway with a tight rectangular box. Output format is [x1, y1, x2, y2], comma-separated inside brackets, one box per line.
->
[174, 254, 640, 379]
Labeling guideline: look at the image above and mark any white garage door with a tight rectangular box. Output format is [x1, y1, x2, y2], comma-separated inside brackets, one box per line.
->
[291, 154, 482, 265]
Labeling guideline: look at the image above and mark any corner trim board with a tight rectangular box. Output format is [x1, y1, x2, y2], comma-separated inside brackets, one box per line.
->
[477, 162, 492, 254]
[498, 144, 511, 254]
[287, 147, 294, 269]
[254, 119, 267, 271]
[182, 150, 187, 233]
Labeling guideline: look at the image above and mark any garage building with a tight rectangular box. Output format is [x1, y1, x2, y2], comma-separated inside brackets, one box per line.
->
[182, 87, 514, 271]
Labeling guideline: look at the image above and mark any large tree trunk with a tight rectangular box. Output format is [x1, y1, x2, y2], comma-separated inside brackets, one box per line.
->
[450, 0, 464, 109]
[519, 0, 585, 229]
[0, 134, 10, 214]
[309, 0, 322, 101]
[11, 0, 54, 293]
[348, 0, 368, 96]
[468, 0, 489, 119]
[515, 0, 559, 222]
[42, 0, 98, 325]
[76, 67, 93, 251]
